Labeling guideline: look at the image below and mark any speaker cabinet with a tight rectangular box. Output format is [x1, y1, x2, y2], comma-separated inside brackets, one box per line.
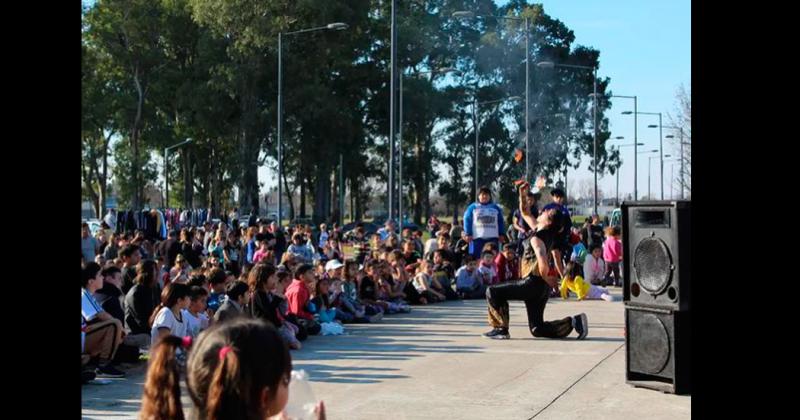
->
[622, 200, 690, 311]
[625, 304, 691, 394]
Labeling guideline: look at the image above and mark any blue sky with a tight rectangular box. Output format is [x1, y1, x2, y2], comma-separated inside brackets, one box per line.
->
[524, 0, 691, 200]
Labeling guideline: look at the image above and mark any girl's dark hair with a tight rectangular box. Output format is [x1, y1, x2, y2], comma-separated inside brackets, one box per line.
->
[343, 259, 359, 280]
[208, 267, 227, 286]
[149, 282, 191, 327]
[315, 276, 330, 308]
[140, 318, 291, 420]
[189, 285, 209, 301]
[248, 263, 277, 292]
[188, 274, 208, 288]
[565, 261, 583, 279]
[82, 262, 102, 288]
[135, 260, 158, 287]
[276, 270, 291, 284]
[293, 263, 314, 279]
[590, 244, 603, 253]
[226, 280, 249, 301]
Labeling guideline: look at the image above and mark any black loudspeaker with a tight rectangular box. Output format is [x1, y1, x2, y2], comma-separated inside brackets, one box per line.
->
[625, 305, 691, 394]
[622, 200, 690, 311]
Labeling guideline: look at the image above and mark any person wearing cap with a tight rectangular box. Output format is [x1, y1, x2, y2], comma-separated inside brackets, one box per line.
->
[463, 186, 506, 260]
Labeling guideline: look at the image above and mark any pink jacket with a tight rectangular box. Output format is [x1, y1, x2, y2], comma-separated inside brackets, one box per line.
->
[603, 237, 623, 263]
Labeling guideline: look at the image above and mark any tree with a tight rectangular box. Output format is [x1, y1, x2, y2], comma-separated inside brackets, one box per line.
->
[668, 83, 691, 197]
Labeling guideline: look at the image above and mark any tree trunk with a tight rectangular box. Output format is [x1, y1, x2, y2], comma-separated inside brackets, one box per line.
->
[313, 163, 332, 225]
[299, 170, 306, 218]
[184, 147, 193, 208]
[283, 171, 295, 221]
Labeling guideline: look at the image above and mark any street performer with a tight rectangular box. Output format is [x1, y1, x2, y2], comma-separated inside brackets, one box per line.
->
[482, 180, 588, 340]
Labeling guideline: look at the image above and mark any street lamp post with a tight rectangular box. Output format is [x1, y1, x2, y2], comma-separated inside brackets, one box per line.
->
[277, 22, 348, 228]
[537, 61, 598, 214]
[453, 11, 530, 181]
[164, 138, 193, 210]
[663, 125, 687, 199]
[626, 111, 664, 199]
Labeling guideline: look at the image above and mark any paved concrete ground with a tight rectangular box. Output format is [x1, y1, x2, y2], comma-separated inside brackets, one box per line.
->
[82, 289, 690, 419]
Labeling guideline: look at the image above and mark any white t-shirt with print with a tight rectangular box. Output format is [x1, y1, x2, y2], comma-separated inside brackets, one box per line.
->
[150, 307, 188, 348]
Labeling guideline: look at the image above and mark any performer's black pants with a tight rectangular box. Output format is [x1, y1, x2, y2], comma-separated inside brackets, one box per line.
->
[486, 275, 573, 338]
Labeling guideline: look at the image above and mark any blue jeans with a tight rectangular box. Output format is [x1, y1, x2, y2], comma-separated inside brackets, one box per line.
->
[469, 238, 498, 259]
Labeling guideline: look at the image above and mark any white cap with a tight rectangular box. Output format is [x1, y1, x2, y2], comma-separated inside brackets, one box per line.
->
[325, 259, 344, 271]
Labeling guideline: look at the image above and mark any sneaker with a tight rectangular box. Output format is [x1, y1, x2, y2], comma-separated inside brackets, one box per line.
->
[572, 313, 589, 340]
[81, 370, 96, 384]
[482, 328, 510, 340]
[368, 312, 384, 323]
[600, 293, 615, 302]
[95, 364, 126, 378]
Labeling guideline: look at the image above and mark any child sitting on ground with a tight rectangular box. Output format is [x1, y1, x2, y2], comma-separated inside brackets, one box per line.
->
[341, 259, 383, 322]
[285, 264, 322, 335]
[182, 286, 210, 338]
[560, 261, 616, 302]
[455, 256, 484, 299]
[413, 260, 446, 303]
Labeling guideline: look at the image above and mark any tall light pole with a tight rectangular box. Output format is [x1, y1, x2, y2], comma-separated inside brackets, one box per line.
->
[398, 67, 461, 226]
[663, 125, 688, 199]
[614, 140, 644, 203]
[625, 111, 664, 199]
[537, 61, 599, 214]
[472, 95, 523, 199]
[638, 149, 658, 200]
[277, 22, 348, 227]
[389, 0, 397, 223]
[164, 138, 193, 210]
[603, 94, 636, 199]
[453, 11, 530, 180]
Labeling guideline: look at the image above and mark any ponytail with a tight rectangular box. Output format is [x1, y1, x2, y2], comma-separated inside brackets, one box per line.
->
[140, 336, 185, 420]
[205, 346, 241, 420]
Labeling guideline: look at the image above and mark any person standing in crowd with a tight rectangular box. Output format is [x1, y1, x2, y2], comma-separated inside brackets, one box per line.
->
[582, 214, 605, 249]
[482, 181, 588, 341]
[463, 186, 505, 260]
[157, 230, 180, 268]
[82, 222, 99, 265]
[318, 223, 330, 250]
[512, 191, 539, 253]
[541, 188, 572, 273]
[179, 228, 201, 269]
[602, 226, 623, 287]
[103, 233, 120, 260]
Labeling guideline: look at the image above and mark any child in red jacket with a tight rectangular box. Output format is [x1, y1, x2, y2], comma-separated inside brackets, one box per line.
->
[494, 243, 519, 283]
[284, 263, 321, 335]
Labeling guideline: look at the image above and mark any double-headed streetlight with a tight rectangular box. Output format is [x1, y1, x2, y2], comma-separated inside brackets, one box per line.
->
[164, 138, 193, 209]
[277, 22, 348, 226]
[473, 95, 523, 198]
[398, 67, 461, 225]
[663, 125, 689, 199]
[537, 60, 599, 214]
[453, 11, 531, 181]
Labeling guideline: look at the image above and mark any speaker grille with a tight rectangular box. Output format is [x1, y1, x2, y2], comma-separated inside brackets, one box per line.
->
[633, 237, 673, 294]
[630, 312, 671, 374]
